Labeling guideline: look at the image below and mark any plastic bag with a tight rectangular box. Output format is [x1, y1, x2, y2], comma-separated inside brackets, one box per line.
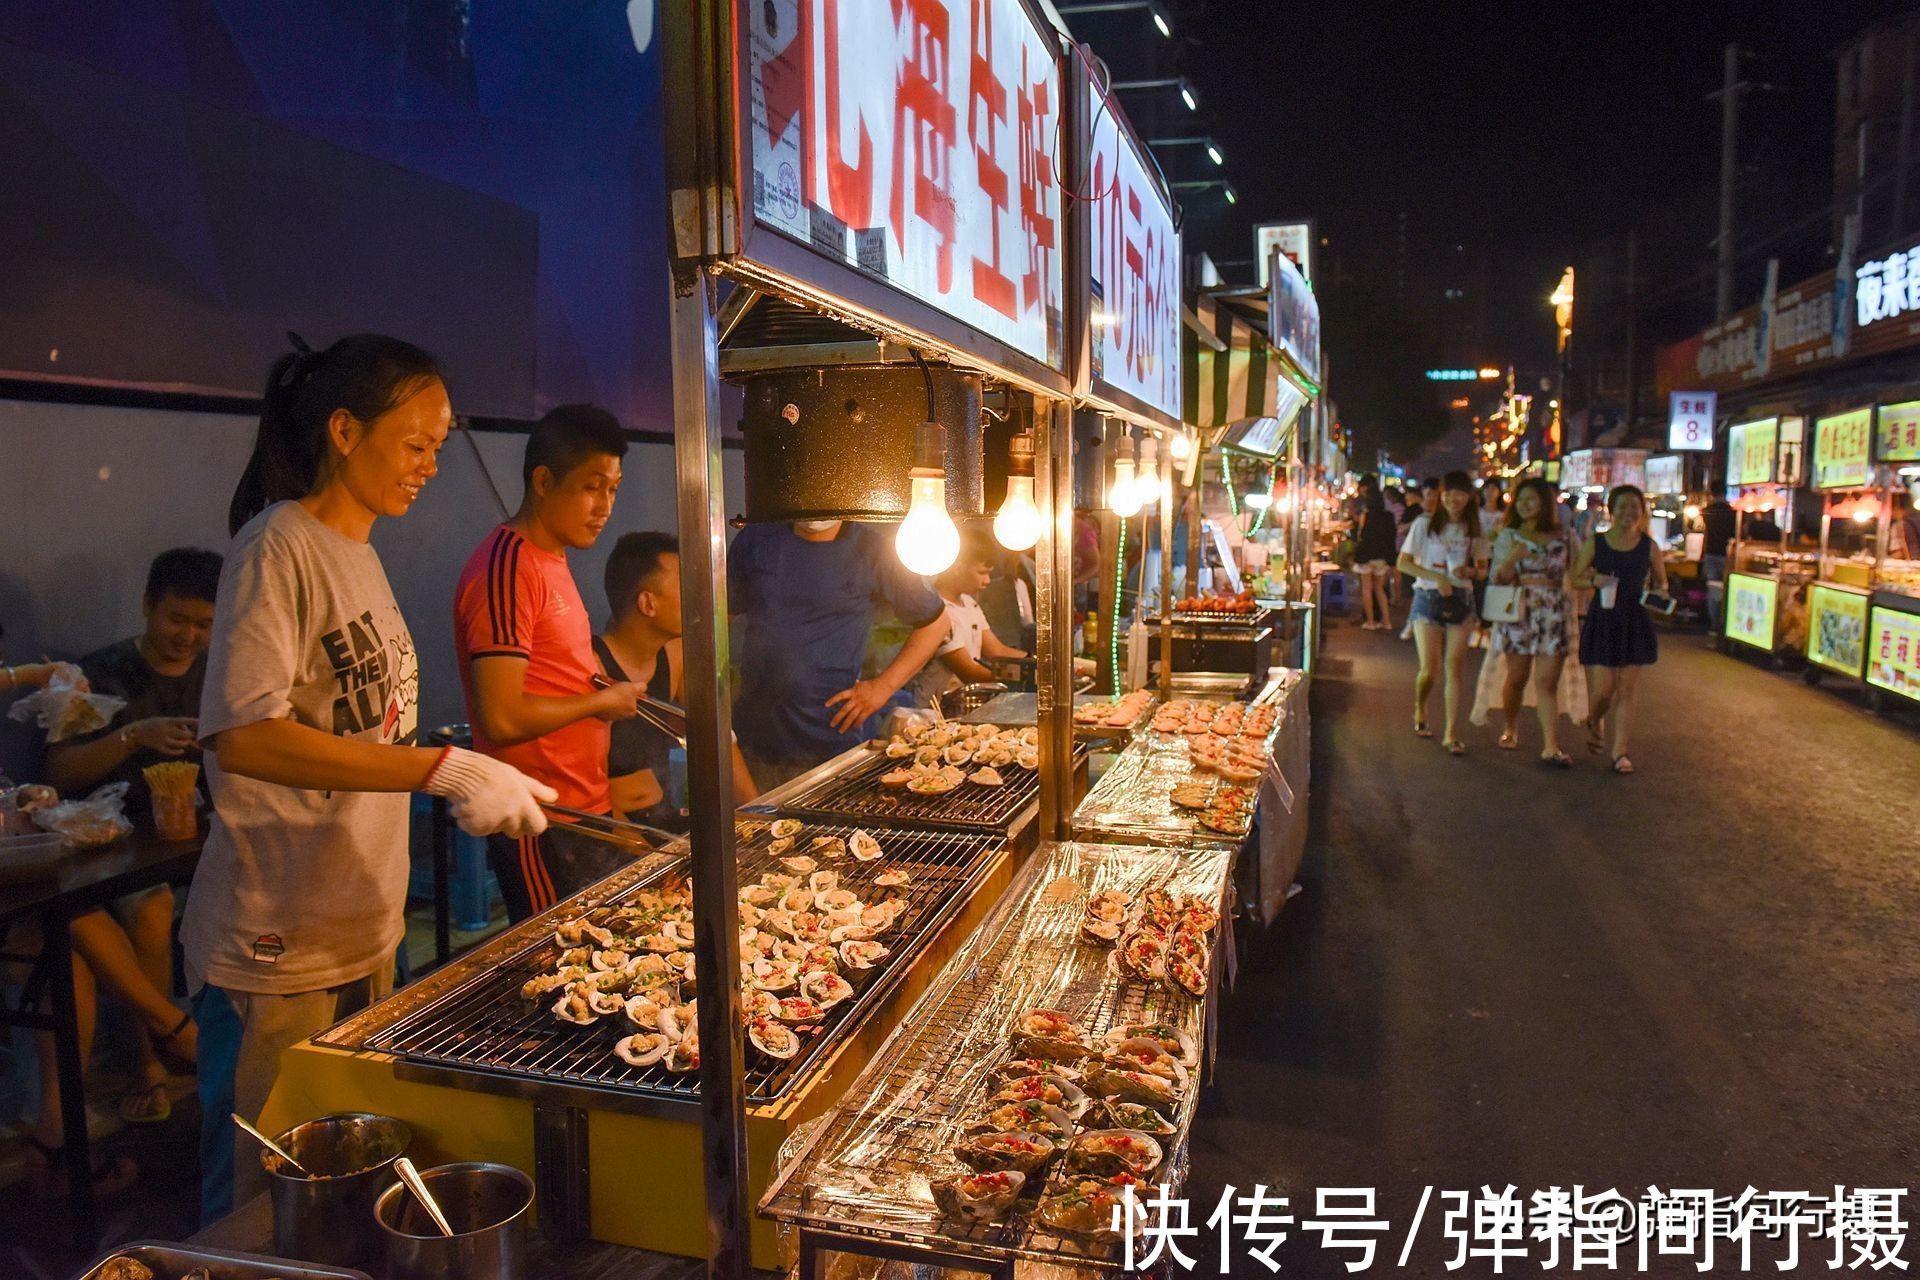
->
[0, 780, 61, 836]
[31, 781, 133, 848]
[6, 662, 126, 743]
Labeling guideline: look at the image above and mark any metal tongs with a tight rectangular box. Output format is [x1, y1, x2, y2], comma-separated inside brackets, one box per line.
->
[590, 672, 690, 749]
[540, 803, 679, 853]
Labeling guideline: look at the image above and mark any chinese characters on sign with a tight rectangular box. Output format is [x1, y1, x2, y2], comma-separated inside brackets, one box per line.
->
[1812, 408, 1873, 490]
[1254, 221, 1314, 286]
[1726, 418, 1779, 488]
[1666, 390, 1715, 452]
[1087, 82, 1181, 421]
[1855, 243, 1920, 329]
[1868, 604, 1920, 700]
[1267, 247, 1321, 384]
[1114, 1183, 1910, 1273]
[1878, 400, 1920, 463]
[1644, 455, 1683, 495]
[1724, 573, 1779, 651]
[746, 0, 1064, 368]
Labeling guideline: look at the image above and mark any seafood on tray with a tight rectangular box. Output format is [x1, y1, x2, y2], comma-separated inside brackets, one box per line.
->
[953, 1129, 1058, 1174]
[966, 1098, 1074, 1141]
[1011, 1008, 1093, 1061]
[989, 1071, 1091, 1121]
[876, 721, 1038, 771]
[931, 1169, 1027, 1224]
[1104, 1022, 1199, 1069]
[1063, 1129, 1164, 1178]
[522, 834, 916, 1066]
[1034, 1173, 1152, 1238]
[1084, 887, 1219, 1001]
[1072, 688, 1154, 730]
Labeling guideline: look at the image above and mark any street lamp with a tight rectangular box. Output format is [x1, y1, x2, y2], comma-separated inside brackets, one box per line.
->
[1058, 0, 1174, 37]
[1149, 136, 1225, 166]
[1115, 76, 1199, 112]
[1172, 178, 1237, 205]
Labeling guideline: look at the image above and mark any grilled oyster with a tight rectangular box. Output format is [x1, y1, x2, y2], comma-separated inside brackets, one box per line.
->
[873, 868, 911, 888]
[623, 994, 665, 1029]
[1064, 1129, 1163, 1178]
[990, 1072, 1091, 1121]
[1035, 1174, 1151, 1238]
[1085, 889, 1131, 923]
[829, 922, 878, 944]
[1010, 1009, 1091, 1062]
[773, 995, 826, 1024]
[779, 855, 817, 874]
[555, 918, 615, 948]
[953, 1129, 1056, 1174]
[1080, 916, 1122, 946]
[798, 969, 854, 1009]
[931, 1170, 1025, 1224]
[615, 1032, 670, 1068]
[738, 883, 779, 907]
[991, 1057, 1082, 1088]
[1090, 1098, 1178, 1137]
[751, 957, 800, 992]
[656, 1003, 695, 1043]
[747, 1015, 801, 1060]
[964, 1099, 1072, 1142]
[968, 766, 1005, 788]
[880, 767, 915, 788]
[521, 967, 585, 1000]
[816, 888, 859, 912]
[808, 870, 841, 895]
[1104, 1023, 1198, 1068]
[766, 836, 795, 856]
[666, 1034, 701, 1073]
[740, 987, 779, 1020]
[1167, 952, 1208, 998]
[551, 987, 599, 1025]
[838, 939, 889, 970]
[884, 739, 915, 759]
[1117, 931, 1167, 982]
[1104, 1038, 1190, 1089]
[1084, 1065, 1180, 1113]
[848, 830, 884, 861]
[770, 818, 803, 839]
[1015, 748, 1039, 770]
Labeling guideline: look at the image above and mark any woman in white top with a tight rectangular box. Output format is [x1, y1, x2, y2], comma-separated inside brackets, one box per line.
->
[1397, 471, 1490, 755]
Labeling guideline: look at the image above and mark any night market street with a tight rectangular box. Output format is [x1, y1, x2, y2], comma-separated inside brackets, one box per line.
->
[1189, 617, 1920, 1274]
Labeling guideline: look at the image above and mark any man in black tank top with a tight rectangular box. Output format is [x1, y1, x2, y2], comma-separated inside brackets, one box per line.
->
[596, 532, 757, 828]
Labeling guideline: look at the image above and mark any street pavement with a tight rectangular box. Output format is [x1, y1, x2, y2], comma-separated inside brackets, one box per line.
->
[1188, 616, 1920, 1276]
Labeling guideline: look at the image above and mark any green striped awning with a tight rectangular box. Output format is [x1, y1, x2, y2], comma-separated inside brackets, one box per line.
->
[1182, 292, 1288, 430]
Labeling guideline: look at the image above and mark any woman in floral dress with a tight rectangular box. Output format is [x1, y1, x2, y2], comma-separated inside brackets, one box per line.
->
[1490, 478, 1574, 766]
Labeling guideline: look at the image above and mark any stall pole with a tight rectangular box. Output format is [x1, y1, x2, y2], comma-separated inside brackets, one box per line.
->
[1159, 472, 1176, 694]
[667, 270, 751, 1280]
[1037, 398, 1077, 841]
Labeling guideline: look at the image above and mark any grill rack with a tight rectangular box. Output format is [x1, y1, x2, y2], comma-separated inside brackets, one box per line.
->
[360, 821, 1002, 1105]
[777, 742, 1087, 833]
[763, 840, 1233, 1270]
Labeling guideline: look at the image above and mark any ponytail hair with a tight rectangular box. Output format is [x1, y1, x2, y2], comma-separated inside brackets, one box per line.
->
[229, 333, 442, 535]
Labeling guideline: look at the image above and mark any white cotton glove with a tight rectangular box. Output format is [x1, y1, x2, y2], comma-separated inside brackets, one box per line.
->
[423, 747, 556, 838]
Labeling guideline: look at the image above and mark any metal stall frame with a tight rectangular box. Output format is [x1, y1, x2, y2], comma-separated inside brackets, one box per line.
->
[660, 3, 1086, 1273]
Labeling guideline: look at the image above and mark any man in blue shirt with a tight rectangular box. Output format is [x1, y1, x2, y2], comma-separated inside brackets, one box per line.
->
[728, 519, 950, 788]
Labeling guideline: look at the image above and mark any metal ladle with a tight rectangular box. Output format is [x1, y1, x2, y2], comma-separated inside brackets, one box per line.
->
[230, 1111, 310, 1178]
[394, 1156, 456, 1237]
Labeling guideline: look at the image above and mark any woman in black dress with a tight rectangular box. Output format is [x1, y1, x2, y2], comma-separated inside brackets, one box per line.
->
[1352, 475, 1400, 631]
[1571, 484, 1668, 774]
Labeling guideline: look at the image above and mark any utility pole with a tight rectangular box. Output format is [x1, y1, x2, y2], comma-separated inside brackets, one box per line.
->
[1712, 43, 1747, 321]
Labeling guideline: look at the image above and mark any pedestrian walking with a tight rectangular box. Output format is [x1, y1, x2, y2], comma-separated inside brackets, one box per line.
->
[1571, 484, 1667, 775]
[1397, 478, 1440, 640]
[1488, 478, 1574, 766]
[1471, 478, 1507, 648]
[1352, 475, 1399, 630]
[1399, 471, 1489, 755]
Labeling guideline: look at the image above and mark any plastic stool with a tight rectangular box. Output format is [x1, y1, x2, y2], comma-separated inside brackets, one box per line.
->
[408, 794, 499, 932]
[1319, 571, 1350, 615]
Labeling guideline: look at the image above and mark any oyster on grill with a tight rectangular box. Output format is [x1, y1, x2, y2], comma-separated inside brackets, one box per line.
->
[931, 1170, 1025, 1224]
[798, 969, 854, 1008]
[1104, 1023, 1198, 1069]
[1063, 1129, 1163, 1178]
[1089, 1098, 1178, 1137]
[964, 1099, 1072, 1142]
[551, 987, 599, 1025]
[615, 1032, 670, 1068]
[838, 939, 889, 970]
[1084, 1065, 1180, 1113]
[1034, 1174, 1150, 1238]
[747, 1015, 801, 1061]
[953, 1129, 1056, 1174]
[770, 818, 803, 839]
[990, 1072, 1091, 1121]
[848, 830, 884, 861]
[1010, 1009, 1091, 1062]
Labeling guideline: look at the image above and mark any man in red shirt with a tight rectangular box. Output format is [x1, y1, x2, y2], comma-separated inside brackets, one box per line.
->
[455, 405, 644, 920]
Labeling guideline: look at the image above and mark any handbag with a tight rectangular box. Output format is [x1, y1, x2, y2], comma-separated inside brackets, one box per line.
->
[1481, 583, 1525, 624]
[1427, 590, 1472, 626]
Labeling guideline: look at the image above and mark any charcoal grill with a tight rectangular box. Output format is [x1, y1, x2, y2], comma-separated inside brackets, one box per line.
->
[338, 821, 1001, 1109]
[774, 743, 1088, 833]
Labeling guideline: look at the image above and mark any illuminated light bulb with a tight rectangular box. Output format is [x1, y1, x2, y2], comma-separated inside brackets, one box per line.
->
[1137, 440, 1161, 512]
[1180, 85, 1198, 111]
[1169, 432, 1193, 461]
[1207, 143, 1224, 166]
[993, 474, 1042, 551]
[1152, 9, 1172, 37]
[1109, 456, 1143, 516]
[1851, 497, 1878, 523]
[896, 472, 960, 574]
[1243, 491, 1273, 510]
[1684, 503, 1702, 520]
[1274, 493, 1295, 513]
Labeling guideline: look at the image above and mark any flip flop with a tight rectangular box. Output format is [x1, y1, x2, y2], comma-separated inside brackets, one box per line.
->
[1539, 750, 1574, 769]
[1498, 729, 1519, 750]
[1413, 719, 1433, 739]
[1612, 755, 1636, 775]
[1443, 739, 1467, 757]
[119, 1077, 172, 1126]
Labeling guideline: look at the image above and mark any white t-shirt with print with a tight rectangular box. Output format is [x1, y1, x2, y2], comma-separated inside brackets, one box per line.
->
[1402, 513, 1490, 592]
[911, 594, 991, 706]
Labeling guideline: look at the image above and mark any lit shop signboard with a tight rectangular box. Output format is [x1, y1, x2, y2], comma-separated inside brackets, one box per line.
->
[1087, 81, 1182, 422]
[1645, 454, 1684, 495]
[1855, 245, 1920, 329]
[1878, 400, 1920, 463]
[1268, 246, 1321, 385]
[1254, 221, 1313, 287]
[1806, 582, 1869, 678]
[1723, 572, 1779, 651]
[1867, 603, 1920, 700]
[1726, 418, 1779, 487]
[746, 0, 1065, 368]
[1811, 408, 1873, 490]
[1666, 390, 1716, 452]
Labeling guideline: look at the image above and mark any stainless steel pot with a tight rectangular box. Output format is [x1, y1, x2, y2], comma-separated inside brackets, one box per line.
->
[263, 1112, 411, 1268]
[374, 1161, 533, 1280]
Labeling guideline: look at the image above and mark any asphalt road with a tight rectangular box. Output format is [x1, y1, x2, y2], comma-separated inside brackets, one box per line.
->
[1188, 619, 1920, 1277]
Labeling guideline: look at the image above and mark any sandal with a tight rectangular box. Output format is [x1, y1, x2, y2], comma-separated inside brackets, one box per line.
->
[1443, 739, 1467, 757]
[20, 1131, 138, 1201]
[1584, 717, 1606, 754]
[1497, 729, 1519, 750]
[1412, 719, 1433, 739]
[1612, 755, 1635, 775]
[119, 1077, 172, 1126]
[1539, 750, 1574, 769]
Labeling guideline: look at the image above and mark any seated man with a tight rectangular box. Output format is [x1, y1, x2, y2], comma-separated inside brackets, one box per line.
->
[909, 535, 1031, 710]
[595, 531, 755, 828]
[45, 547, 219, 1126]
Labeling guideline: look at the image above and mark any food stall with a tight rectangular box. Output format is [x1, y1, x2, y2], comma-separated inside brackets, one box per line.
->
[1804, 406, 1877, 684]
[1865, 399, 1920, 710]
[1644, 453, 1707, 621]
[1720, 416, 1809, 660]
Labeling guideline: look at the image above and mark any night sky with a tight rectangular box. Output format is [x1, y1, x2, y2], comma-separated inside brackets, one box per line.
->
[1097, 0, 1915, 463]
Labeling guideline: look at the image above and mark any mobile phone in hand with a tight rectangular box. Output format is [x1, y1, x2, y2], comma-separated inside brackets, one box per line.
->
[1641, 589, 1677, 615]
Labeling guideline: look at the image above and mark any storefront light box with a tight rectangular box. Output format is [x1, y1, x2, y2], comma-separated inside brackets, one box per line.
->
[1806, 582, 1869, 678]
[1724, 572, 1779, 651]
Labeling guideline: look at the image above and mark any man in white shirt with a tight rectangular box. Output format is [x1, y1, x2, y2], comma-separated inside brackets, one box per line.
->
[910, 537, 1031, 709]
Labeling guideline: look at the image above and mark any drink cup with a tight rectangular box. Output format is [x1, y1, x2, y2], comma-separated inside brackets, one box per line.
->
[1597, 577, 1618, 609]
[150, 788, 198, 841]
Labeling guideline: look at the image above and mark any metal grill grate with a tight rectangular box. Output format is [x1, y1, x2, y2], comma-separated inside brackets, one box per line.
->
[777, 744, 1087, 833]
[363, 822, 1001, 1104]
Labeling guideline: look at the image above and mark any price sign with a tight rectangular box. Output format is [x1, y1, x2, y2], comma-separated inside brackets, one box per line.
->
[1667, 390, 1716, 452]
[1723, 573, 1778, 651]
[1812, 407, 1873, 490]
[1877, 400, 1920, 463]
[1806, 583, 1869, 678]
[1867, 605, 1920, 700]
[1726, 418, 1778, 487]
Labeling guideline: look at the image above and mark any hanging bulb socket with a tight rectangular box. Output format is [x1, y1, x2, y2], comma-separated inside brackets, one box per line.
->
[994, 429, 1042, 550]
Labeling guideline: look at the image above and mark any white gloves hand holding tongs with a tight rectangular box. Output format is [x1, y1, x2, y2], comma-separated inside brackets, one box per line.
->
[423, 746, 557, 838]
